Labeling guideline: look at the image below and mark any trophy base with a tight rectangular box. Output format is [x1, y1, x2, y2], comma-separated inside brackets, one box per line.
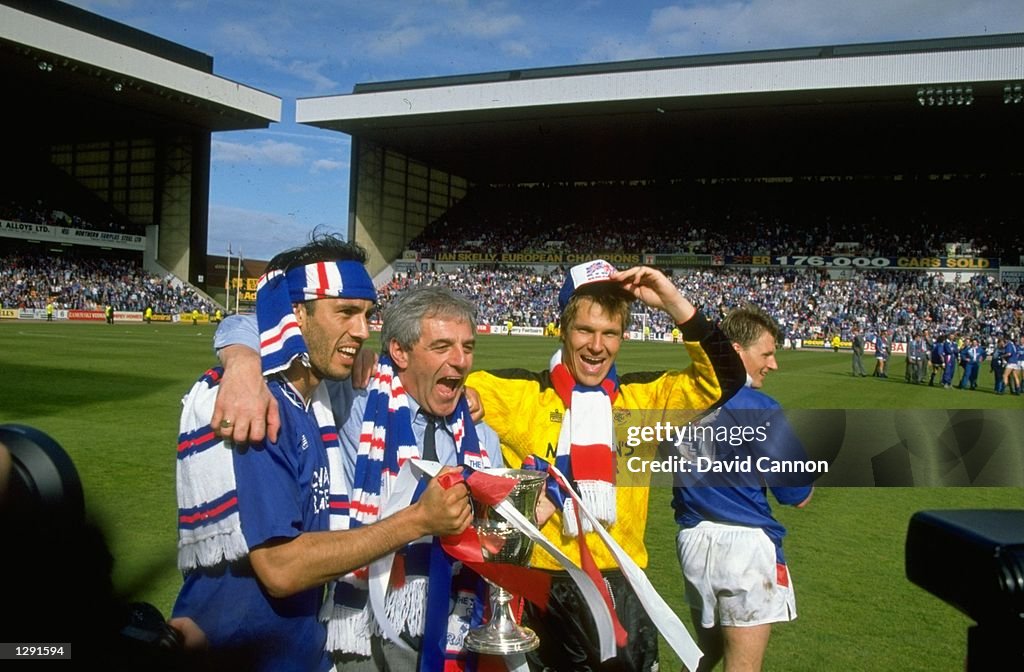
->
[464, 624, 540, 655]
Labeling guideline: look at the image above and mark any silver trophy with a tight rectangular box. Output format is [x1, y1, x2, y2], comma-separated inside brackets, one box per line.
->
[464, 468, 548, 655]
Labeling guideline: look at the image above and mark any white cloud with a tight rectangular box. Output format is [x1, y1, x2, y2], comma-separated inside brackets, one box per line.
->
[67, 0, 136, 9]
[310, 159, 346, 173]
[500, 40, 533, 58]
[212, 139, 306, 166]
[255, 129, 349, 147]
[271, 59, 339, 93]
[216, 21, 281, 59]
[455, 12, 524, 38]
[367, 25, 431, 57]
[357, 3, 527, 60]
[213, 18, 340, 92]
[208, 204, 345, 260]
[647, 0, 1024, 53]
[582, 36, 660, 64]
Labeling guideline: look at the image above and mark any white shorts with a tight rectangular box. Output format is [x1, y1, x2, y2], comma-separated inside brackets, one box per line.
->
[676, 521, 797, 628]
[1006, 362, 1021, 372]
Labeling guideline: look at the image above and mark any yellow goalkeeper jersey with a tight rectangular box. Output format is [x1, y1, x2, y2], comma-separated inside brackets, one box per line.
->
[467, 312, 744, 571]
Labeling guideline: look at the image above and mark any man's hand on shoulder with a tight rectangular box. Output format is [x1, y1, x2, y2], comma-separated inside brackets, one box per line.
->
[211, 344, 280, 444]
[351, 349, 378, 390]
[464, 386, 484, 423]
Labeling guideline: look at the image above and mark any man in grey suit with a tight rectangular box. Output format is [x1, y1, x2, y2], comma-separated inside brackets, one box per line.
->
[851, 328, 866, 377]
[906, 332, 925, 384]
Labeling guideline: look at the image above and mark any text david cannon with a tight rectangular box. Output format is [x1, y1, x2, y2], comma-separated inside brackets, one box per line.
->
[626, 455, 829, 474]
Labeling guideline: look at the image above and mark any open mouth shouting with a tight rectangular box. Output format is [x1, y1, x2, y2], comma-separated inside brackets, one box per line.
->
[434, 375, 465, 408]
[578, 353, 608, 378]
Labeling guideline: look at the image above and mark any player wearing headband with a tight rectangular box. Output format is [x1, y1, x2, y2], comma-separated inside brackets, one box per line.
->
[171, 234, 471, 672]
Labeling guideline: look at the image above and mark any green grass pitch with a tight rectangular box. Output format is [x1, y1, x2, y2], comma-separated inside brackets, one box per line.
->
[1, 321, 1020, 670]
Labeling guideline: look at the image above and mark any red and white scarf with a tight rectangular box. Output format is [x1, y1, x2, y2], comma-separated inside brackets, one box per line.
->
[549, 350, 618, 535]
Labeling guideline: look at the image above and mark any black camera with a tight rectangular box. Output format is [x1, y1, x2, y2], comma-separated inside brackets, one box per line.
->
[0, 422, 84, 523]
[906, 509, 1024, 669]
[0, 423, 184, 668]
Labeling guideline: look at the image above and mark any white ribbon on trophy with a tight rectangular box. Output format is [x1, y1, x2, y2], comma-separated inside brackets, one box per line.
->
[543, 463, 704, 672]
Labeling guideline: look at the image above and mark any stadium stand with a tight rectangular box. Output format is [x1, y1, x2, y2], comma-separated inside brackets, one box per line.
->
[1, 200, 141, 236]
[1, 160, 145, 236]
[4, 171, 1022, 338]
[407, 178, 1024, 261]
[0, 251, 218, 315]
[375, 266, 1024, 345]
[376, 265, 561, 329]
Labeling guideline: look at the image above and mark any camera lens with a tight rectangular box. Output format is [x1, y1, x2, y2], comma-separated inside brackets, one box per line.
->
[0, 423, 84, 524]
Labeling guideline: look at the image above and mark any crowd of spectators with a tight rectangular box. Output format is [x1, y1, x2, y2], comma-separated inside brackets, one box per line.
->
[408, 178, 1024, 262]
[6, 173, 1024, 337]
[376, 265, 561, 329]
[670, 268, 1024, 344]
[1, 200, 143, 236]
[4, 248, 1021, 345]
[375, 265, 1024, 346]
[0, 252, 218, 315]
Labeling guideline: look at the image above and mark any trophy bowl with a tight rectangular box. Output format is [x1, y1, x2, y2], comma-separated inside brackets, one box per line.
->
[464, 468, 548, 655]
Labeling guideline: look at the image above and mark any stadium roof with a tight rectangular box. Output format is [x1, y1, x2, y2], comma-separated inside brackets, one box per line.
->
[297, 33, 1024, 182]
[0, 0, 280, 140]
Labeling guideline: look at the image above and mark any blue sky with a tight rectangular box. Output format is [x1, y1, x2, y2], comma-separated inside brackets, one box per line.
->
[63, 0, 1024, 260]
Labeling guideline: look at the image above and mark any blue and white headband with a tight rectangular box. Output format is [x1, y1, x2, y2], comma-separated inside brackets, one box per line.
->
[257, 260, 376, 375]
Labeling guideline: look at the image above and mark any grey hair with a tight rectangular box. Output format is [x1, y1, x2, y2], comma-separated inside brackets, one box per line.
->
[380, 284, 478, 353]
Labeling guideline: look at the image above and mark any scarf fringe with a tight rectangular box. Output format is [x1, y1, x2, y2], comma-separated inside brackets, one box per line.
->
[563, 480, 617, 535]
[176, 370, 253, 571]
[322, 603, 373, 657]
[384, 576, 428, 638]
[177, 525, 249, 570]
